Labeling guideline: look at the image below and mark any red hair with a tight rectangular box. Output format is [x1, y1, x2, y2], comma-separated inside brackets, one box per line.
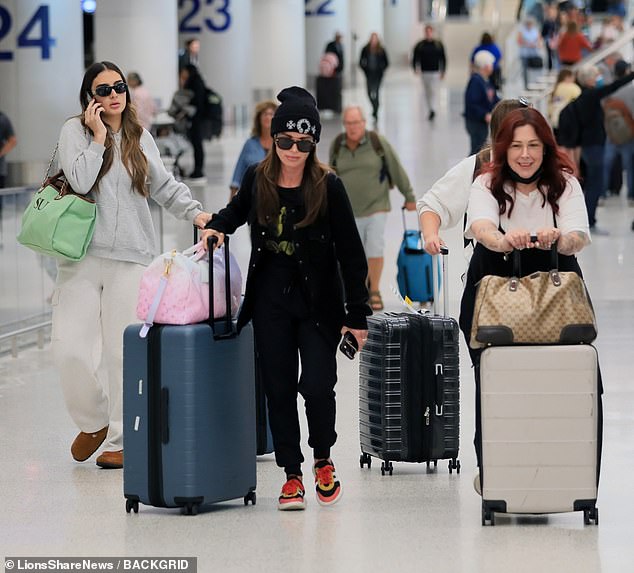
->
[483, 108, 575, 217]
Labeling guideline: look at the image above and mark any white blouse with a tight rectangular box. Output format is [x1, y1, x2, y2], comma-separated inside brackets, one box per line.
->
[465, 172, 591, 241]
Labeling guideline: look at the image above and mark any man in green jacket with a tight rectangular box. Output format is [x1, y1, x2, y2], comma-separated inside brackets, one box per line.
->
[330, 105, 417, 311]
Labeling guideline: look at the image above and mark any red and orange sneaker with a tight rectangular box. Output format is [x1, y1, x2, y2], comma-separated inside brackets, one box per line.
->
[313, 459, 342, 506]
[278, 475, 306, 511]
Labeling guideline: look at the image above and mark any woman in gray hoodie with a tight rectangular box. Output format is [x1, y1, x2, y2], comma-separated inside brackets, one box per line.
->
[53, 61, 211, 469]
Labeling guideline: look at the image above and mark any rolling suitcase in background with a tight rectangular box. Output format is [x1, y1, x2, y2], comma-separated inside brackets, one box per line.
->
[316, 75, 342, 113]
[396, 208, 437, 304]
[359, 248, 460, 475]
[479, 345, 600, 526]
[123, 236, 257, 515]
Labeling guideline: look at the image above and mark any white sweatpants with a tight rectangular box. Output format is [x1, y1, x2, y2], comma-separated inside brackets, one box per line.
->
[421, 71, 440, 113]
[51, 255, 145, 451]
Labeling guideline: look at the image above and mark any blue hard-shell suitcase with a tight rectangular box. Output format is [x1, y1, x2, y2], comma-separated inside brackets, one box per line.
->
[123, 236, 257, 515]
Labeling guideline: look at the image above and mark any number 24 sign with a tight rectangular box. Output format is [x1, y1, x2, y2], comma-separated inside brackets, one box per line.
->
[0, 4, 56, 61]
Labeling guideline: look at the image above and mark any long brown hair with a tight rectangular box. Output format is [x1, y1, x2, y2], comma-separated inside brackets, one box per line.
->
[485, 108, 574, 217]
[79, 61, 149, 196]
[251, 100, 277, 138]
[255, 143, 329, 228]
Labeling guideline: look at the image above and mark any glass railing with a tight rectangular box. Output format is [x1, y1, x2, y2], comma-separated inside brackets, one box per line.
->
[0, 186, 54, 355]
[0, 186, 169, 356]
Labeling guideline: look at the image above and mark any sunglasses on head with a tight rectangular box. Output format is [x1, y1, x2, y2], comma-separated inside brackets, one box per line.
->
[275, 136, 315, 153]
[92, 82, 128, 97]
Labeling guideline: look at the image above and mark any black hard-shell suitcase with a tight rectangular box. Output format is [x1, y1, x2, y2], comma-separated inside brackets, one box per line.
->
[123, 237, 257, 515]
[359, 249, 460, 475]
[316, 76, 342, 113]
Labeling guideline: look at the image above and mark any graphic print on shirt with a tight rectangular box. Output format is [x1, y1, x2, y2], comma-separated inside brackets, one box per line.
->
[265, 206, 295, 256]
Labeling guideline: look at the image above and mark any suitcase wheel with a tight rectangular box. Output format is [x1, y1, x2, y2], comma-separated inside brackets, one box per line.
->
[359, 453, 372, 469]
[244, 490, 257, 506]
[125, 499, 139, 514]
[583, 507, 599, 526]
[183, 502, 199, 516]
[426, 460, 438, 471]
[448, 458, 461, 474]
[481, 505, 495, 526]
[380, 461, 393, 476]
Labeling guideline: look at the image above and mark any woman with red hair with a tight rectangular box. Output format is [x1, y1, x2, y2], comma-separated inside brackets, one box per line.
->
[459, 107, 592, 473]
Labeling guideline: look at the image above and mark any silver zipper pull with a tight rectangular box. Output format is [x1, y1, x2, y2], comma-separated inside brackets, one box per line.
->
[424, 406, 430, 426]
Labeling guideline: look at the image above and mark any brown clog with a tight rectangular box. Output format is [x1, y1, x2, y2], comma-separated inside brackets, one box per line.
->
[96, 450, 123, 469]
[71, 426, 109, 462]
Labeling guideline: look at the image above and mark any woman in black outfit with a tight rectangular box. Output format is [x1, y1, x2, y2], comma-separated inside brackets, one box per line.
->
[202, 87, 370, 511]
[359, 33, 389, 121]
[181, 64, 207, 180]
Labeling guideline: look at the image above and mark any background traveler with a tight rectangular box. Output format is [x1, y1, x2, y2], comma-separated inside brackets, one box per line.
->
[127, 72, 157, 131]
[325, 32, 344, 75]
[411, 24, 447, 120]
[178, 38, 200, 69]
[229, 100, 277, 198]
[359, 33, 389, 122]
[471, 32, 503, 90]
[0, 108, 17, 189]
[179, 64, 208, 182]
[330, 105, 416, 311]
[464, 50, 500, 156]
[574, 63, 634, 234]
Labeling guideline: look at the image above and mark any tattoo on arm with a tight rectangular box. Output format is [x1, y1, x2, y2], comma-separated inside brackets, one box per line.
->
[471, 221, 507, 252]
[558, 231, 589, 255]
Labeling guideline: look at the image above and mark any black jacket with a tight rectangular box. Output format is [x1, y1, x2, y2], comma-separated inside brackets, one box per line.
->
[206, 166, 370, 342]
[359, 46, 389, 76]
[577, 71, 634, 147]
[325, 40, 344, 74]
[411, 39, 446, 73]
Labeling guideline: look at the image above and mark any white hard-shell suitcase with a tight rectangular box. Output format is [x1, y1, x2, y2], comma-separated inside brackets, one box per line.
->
[479, 345, 600, 525]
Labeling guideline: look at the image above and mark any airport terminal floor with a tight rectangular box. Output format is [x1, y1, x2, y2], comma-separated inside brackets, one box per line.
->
[1, 68, 634, 572]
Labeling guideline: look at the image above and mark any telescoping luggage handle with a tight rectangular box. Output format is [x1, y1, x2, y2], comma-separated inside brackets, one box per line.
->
[431, 246, 449, 317]
[400, 206, 422, 240]
[207, 234, 236, 340]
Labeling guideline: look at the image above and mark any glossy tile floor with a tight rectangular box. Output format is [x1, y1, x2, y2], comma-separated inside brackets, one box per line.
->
[1, 68, 633, 572]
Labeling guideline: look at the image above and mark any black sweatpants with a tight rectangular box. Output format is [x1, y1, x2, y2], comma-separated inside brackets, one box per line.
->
[251, 269, 338, 477]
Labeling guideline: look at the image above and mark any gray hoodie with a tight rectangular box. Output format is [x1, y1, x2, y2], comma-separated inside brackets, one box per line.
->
[58, 117, 203, 265]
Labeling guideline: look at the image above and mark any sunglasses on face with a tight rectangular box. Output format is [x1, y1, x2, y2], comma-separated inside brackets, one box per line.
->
[275, 136, 315, 153]
[92, 82, 128, 97]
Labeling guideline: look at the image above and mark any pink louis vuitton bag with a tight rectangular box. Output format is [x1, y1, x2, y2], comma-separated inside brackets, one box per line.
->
[136, 241, 242, 338]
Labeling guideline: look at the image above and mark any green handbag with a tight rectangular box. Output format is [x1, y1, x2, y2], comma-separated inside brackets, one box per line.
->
[17, 150, 96, 262]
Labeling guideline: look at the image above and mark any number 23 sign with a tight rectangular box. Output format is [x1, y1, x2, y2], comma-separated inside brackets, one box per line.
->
[179, 0, 232, 33]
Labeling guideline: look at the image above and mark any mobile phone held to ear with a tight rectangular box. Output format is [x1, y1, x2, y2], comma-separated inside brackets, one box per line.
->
[339, 331, 359, 360]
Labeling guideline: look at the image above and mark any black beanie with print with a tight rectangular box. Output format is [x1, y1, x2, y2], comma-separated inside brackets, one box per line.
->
[270, 86, 322, 143]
